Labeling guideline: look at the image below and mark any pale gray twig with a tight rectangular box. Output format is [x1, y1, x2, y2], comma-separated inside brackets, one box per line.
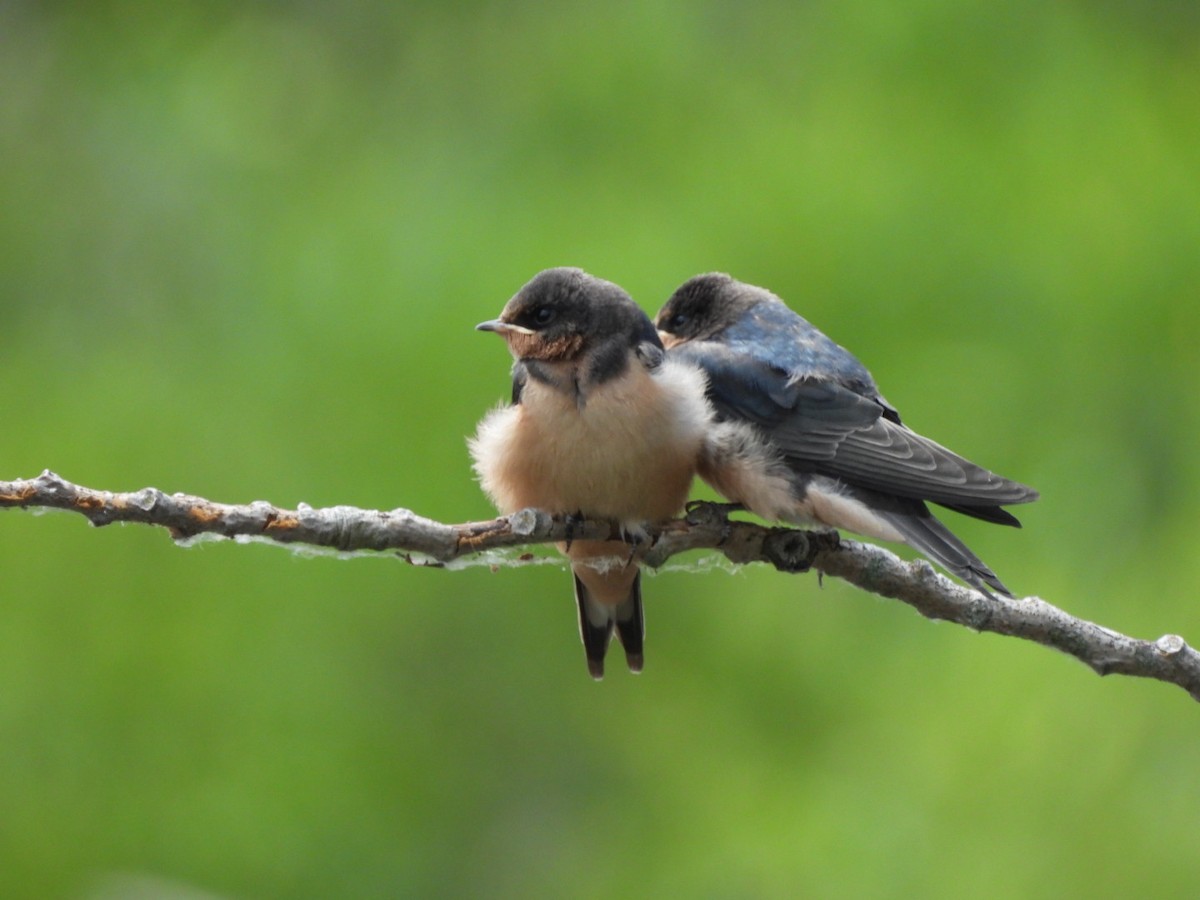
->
[3, 470, 1198, 702]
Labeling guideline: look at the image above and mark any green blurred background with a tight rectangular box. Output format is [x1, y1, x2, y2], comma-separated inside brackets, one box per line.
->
[2, 1, 1199, 897]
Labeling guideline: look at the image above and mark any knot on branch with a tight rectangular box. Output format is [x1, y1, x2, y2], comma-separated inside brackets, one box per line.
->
[1156, 634, 1188, 656]
[509, 507, 552, 538]
[761, 529, 813, 573]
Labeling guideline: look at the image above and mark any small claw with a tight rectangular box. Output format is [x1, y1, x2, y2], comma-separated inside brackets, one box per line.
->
[684, 500, 743, 525]
[563, 511, 586, 552]
[684, 500, 743, 545]
[622, 530, 646, 569]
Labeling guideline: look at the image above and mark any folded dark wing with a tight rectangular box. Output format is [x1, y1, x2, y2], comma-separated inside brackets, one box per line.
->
[675, 342, 1038, 510]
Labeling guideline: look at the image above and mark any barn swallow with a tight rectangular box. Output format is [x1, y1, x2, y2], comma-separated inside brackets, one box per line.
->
[470, 268, 711, 678]
[656, 273, 1038, 597]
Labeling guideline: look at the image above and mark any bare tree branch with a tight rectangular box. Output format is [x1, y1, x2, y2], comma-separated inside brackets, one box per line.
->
[4, 470, 1198, 702]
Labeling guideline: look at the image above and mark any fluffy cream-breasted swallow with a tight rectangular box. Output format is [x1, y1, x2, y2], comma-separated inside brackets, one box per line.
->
[470, 267, 711, 678]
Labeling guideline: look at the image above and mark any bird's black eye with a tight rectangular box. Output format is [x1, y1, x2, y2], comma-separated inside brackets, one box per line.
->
[668, 312, 688, 331]
[532, 306, 555, 327]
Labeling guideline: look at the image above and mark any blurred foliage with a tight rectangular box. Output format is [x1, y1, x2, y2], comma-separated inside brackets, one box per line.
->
[2, 0, 1199, 897]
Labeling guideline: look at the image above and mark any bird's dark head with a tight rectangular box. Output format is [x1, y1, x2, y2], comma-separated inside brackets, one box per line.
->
[477, 267, 658, 363]
[655, 273, 763, 347]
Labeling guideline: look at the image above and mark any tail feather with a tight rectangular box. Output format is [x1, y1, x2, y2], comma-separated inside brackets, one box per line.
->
[573, 569, 644, 679]
[871, 498, 1012, 598]
[574, 574, 614, 679]
[937, 502, 1023, 528]
[613, 575, 644, 673]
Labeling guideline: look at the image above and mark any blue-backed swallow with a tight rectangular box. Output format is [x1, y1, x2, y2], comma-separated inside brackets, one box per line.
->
[470, 268, 712, 678]
[655, 273, 1039, 597]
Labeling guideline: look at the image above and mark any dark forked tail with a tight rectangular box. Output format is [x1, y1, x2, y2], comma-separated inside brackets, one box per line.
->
[573, 570, 645, 679]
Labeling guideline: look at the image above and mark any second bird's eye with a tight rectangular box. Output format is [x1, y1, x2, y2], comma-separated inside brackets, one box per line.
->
[668, 312, 688, 331]
[532, 306, 555, 326]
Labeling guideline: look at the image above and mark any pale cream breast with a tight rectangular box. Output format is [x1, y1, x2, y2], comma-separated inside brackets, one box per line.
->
[470, 358, 710, 525]
[698, 420, 798, 522]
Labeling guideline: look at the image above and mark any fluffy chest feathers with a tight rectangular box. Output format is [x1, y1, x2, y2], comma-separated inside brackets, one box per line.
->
[471, 358, 710, 524]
